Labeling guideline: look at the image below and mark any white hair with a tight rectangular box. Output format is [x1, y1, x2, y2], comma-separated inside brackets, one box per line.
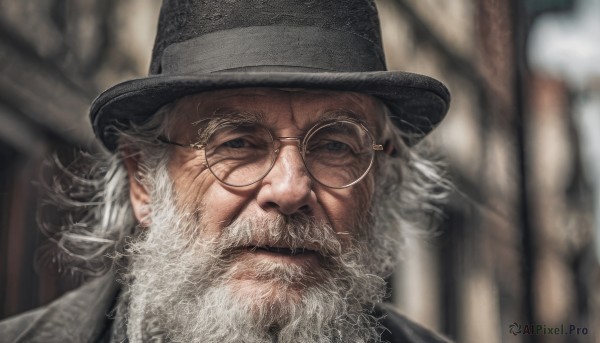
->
[39, 104, 172, 275]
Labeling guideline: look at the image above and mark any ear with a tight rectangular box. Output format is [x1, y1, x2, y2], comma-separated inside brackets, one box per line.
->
[122, 151, 152, 227]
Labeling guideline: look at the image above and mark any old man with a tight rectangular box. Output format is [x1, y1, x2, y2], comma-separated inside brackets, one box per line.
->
[0, 0, 451, 342]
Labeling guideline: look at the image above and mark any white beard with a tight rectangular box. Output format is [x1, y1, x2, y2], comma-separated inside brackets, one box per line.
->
[123, 164, 401, 343]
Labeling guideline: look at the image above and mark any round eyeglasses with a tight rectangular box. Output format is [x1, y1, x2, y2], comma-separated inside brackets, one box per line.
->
[159, 119, 383, 189]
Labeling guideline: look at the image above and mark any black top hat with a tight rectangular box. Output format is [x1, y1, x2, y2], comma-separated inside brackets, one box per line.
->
[90, 0, 450, 151]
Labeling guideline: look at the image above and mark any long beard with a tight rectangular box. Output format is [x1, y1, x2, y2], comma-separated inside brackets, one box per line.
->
[123, 166, 399, 343]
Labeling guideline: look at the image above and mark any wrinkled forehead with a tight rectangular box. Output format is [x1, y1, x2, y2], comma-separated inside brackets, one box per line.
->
[166, 88, 384, 134]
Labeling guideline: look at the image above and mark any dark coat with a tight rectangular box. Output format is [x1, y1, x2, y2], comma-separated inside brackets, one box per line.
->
[0, 274, 452, 343]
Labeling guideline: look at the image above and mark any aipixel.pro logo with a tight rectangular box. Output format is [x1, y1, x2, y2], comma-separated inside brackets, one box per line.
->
[508, 322, 588, 336]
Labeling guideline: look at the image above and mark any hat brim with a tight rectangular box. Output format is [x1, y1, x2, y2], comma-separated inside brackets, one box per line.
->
[90, 71, 450, 151]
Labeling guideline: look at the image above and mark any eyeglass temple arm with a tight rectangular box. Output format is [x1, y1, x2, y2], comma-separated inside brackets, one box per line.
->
[158, 137, 205, 150]
[275, 136, 383, 152]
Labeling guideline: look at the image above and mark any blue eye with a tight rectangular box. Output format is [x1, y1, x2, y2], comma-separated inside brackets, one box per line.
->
[222, 138, 248, 149]
[307, 140, 353, 155]
[324, 141, 349, 152]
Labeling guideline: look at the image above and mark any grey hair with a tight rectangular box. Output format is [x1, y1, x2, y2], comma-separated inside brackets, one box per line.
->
[375, 106, 450, 236]
[39, 105, 172, 276]
[39, 101, 449, 276]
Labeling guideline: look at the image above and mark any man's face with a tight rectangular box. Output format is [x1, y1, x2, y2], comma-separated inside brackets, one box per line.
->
[125, 88, 390, 342]
[166, 88, 379, 284]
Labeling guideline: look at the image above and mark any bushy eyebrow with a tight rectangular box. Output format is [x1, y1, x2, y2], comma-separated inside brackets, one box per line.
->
[185, 108, 370, 143]
[189, 108, 265, 142]
[317, 110, 369, 126]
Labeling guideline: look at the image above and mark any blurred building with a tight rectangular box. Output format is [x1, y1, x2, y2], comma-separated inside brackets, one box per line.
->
[0, 0, 162, 322]
[378, 1, 599, 342]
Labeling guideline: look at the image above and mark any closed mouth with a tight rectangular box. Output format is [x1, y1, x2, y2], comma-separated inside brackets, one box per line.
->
[244, 245, 317, 257]
[255, 246, 314, 256]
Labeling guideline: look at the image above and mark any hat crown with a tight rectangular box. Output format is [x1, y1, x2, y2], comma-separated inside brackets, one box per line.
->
[90, 0, 450, 152]
[150, 0, 386, 74]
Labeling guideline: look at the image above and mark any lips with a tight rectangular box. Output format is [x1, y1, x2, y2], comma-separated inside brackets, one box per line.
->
[253, 246, 315, 256]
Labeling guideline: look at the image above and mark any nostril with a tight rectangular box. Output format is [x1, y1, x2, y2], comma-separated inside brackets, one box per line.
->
[298, 205, 311, 213]
[265, 201, 279, 210]
[263, 202, 312, 216]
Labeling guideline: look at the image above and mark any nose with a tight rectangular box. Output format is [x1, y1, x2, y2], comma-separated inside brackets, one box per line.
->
[256, 143, 316, 215]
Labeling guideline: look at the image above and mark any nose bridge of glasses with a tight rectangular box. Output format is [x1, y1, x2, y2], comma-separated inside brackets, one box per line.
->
[274, 136, 303, 151]
[269, 136, 312, 185]
[272, 136, 308, 173]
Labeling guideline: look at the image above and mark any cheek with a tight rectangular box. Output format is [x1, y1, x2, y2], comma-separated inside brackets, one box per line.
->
[169, 152, 210, 209]
[200, 186, 254, 236]
[168, 151, 254, 237]
[317, 176, 374, 235]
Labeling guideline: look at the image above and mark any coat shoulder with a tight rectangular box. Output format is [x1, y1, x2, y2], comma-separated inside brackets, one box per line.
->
[0, 307, 48, 343]
[0, 273, 119, 343]
[376, 302, 453, 343]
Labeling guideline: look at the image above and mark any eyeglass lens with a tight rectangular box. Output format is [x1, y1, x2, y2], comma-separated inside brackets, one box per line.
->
[204, 121, 375, 188]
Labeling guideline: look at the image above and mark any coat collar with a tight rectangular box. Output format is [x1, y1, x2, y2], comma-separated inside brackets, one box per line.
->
[10, 272, 451, 343]
[14, 272, 119, 343]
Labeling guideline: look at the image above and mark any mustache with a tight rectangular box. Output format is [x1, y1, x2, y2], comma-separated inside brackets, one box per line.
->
[214, 214, 345, 258]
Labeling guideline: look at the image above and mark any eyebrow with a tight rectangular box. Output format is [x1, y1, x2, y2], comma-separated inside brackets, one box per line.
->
[316, 110, 369, 126]
[185, 108, 370, 142]
[194, 108, 265, 125]
[189, 108, 265, 142]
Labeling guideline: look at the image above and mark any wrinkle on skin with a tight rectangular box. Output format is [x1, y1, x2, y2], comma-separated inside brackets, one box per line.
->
[162, 88, 382, 243]
[166, 145, 212, 213]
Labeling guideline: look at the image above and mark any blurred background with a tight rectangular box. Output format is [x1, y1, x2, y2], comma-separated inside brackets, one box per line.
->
[0, 0, 599, 342]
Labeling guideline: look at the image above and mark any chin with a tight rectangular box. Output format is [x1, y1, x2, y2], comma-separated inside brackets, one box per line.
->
[225, 258, 323, 314]
[225, 278, 303, 325]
